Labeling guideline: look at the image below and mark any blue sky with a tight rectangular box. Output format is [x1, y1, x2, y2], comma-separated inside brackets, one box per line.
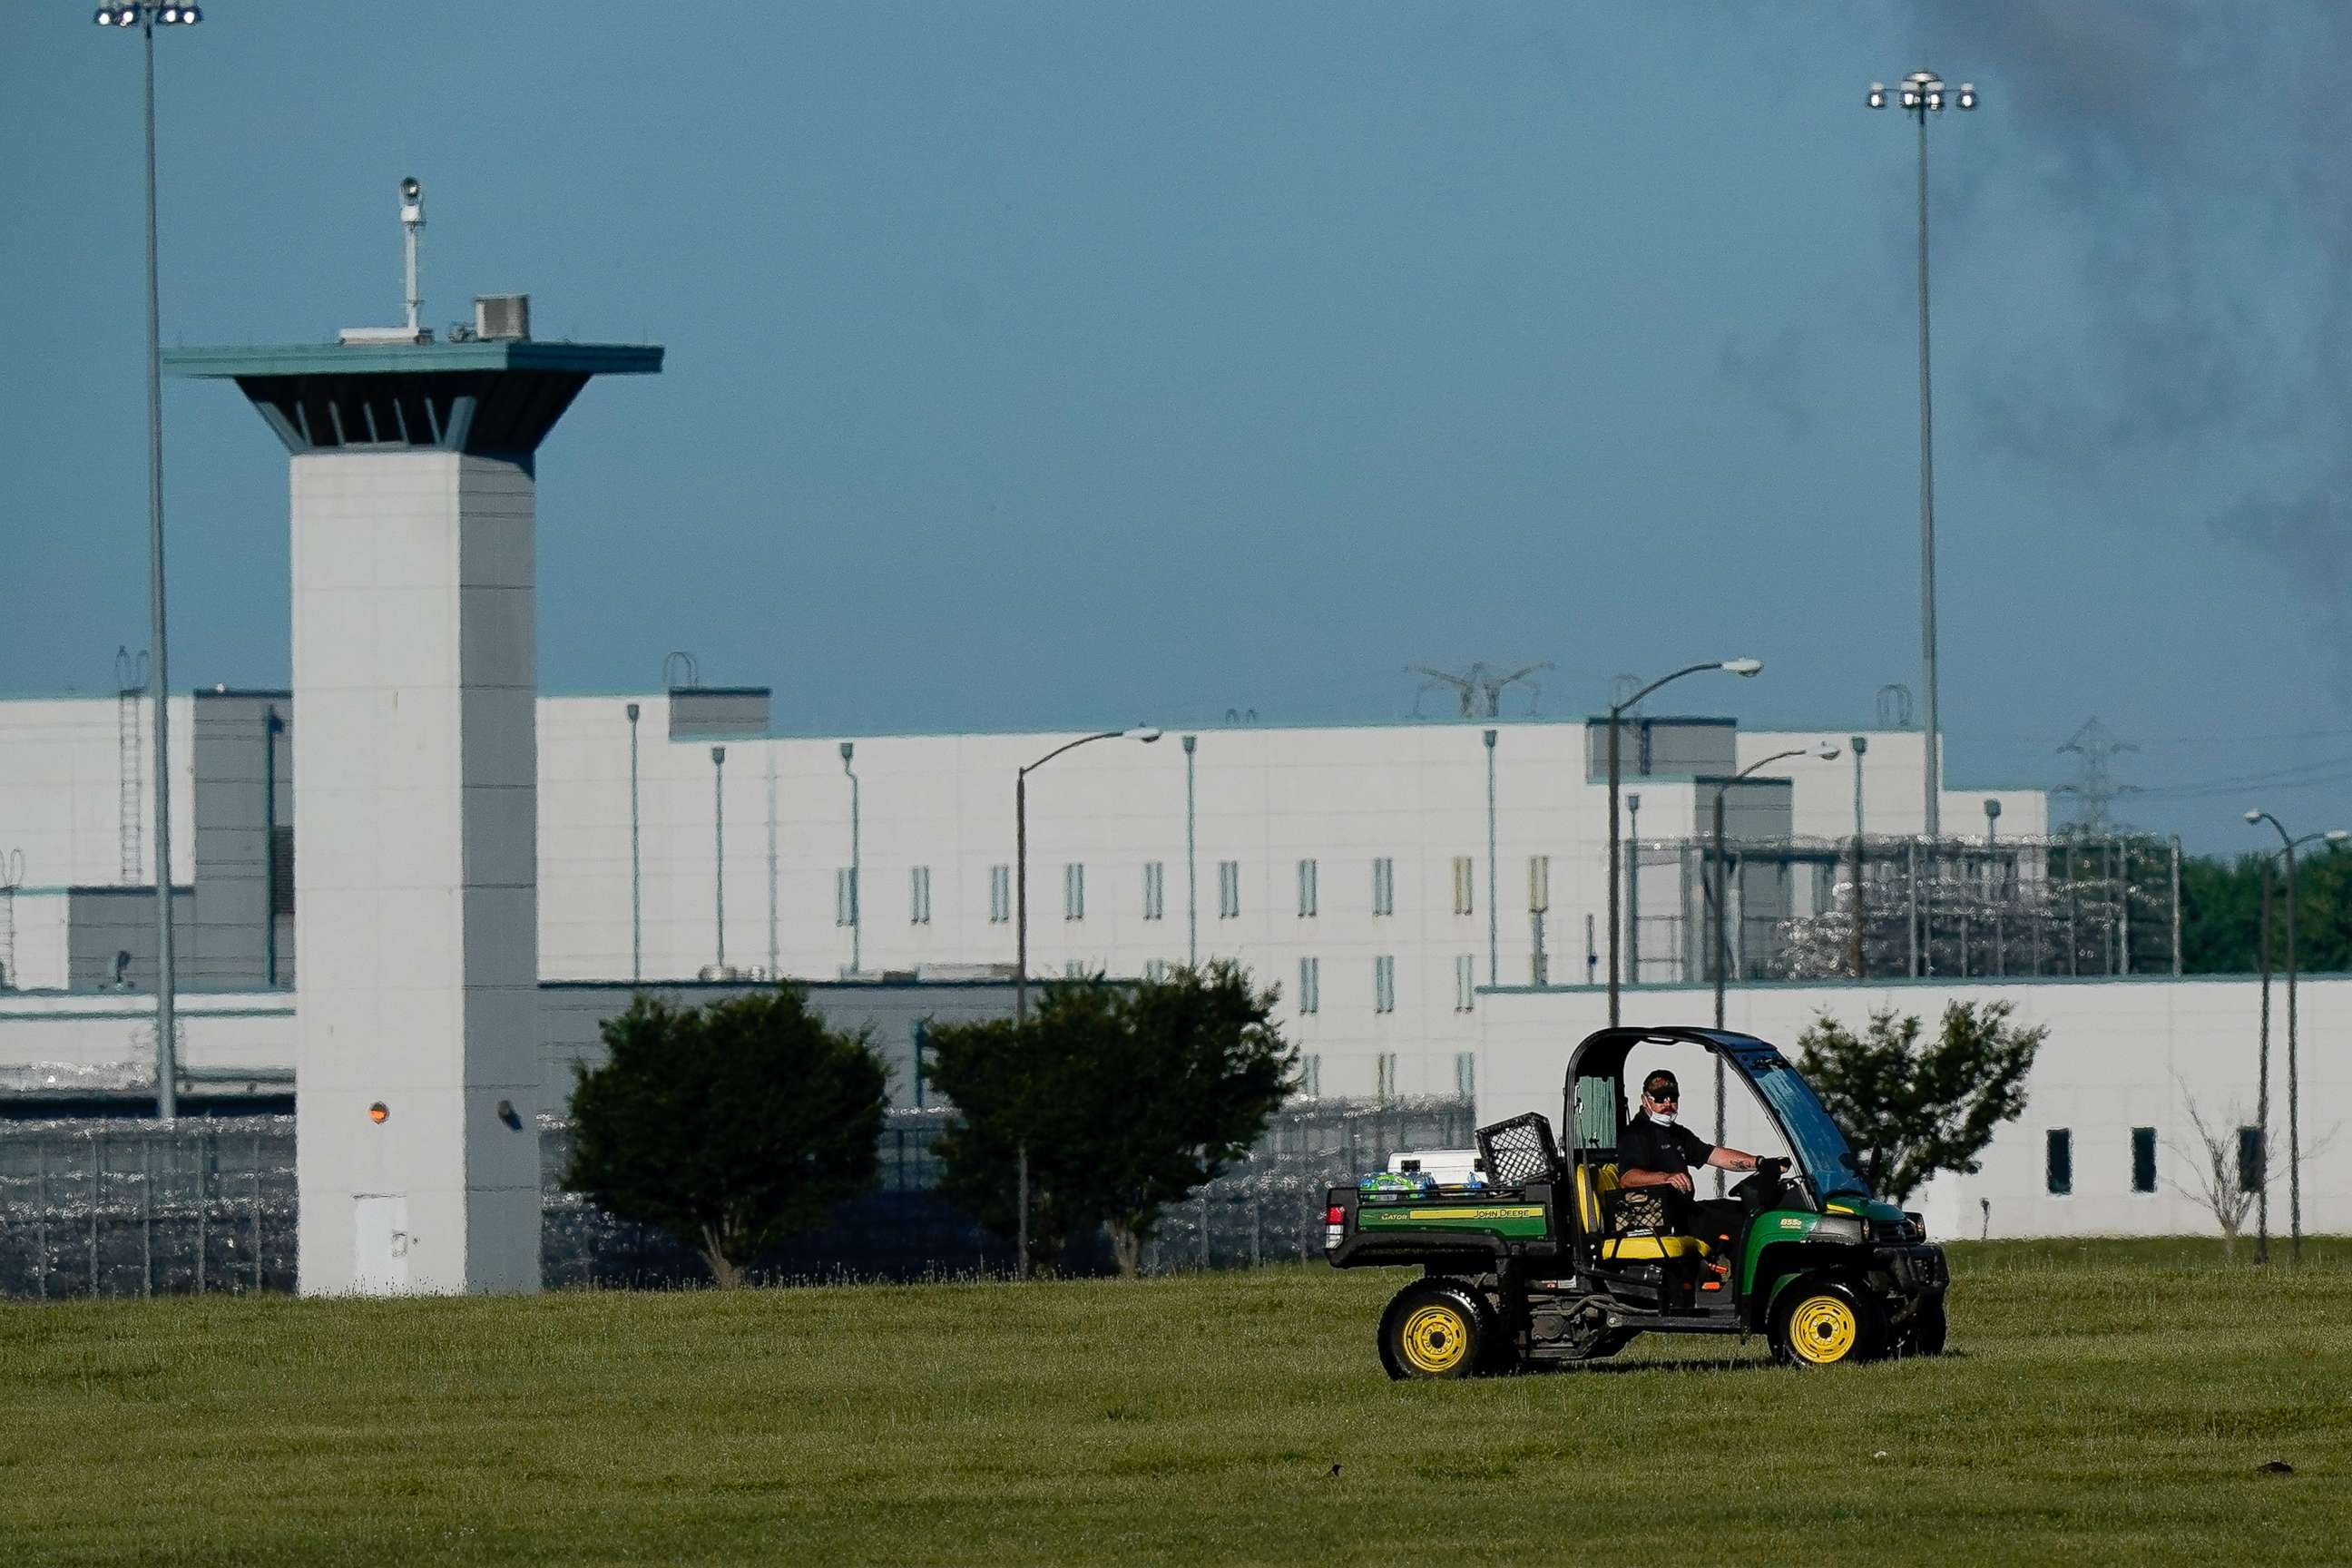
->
[3, 3, 2346, 853]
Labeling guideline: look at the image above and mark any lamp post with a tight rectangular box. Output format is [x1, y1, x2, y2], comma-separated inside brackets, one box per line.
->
[1866, 70, 1975, 841]
[1984, 799, 2004, 976]
[1182, 734, 1198, 967]
[1013, 725, 1161, 1279]
[1710, 743, 1839, 1190]
[1607, 660, 1762, 1024]
[840, 742, 860, 975]
[1849, 735, 1869, 978]
[1484, 728, 1499, 986]
[2244, 812, 2347, 1265]
[710, 746, 727, 972]
[625, 703, 642, 981]
[95, 0, 204, 1119]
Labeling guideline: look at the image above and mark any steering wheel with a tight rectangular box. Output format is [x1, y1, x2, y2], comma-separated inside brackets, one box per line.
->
[1731, 1156, 1790, 1211]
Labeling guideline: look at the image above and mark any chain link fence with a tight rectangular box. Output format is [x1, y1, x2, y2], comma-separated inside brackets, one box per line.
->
[3, 1095, 1475, 1296]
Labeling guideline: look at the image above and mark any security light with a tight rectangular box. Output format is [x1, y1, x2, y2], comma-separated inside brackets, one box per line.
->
[1866, 82, 1886, 109]
[1124, 726, 1164, 743]
[1720, 658, 1764, 677]
[1814, 743, 1843, 761]
[1955, 83, 1977, 110]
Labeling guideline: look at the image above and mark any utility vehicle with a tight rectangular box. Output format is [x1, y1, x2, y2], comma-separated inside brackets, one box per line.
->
[1324, 1026, 1949, 1377]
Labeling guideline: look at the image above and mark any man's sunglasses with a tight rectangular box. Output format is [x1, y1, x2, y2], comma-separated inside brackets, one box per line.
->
[1644, 1087, 1680, 1102]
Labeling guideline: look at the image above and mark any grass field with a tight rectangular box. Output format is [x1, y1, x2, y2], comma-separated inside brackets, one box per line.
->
[3, 1238, 2348, 1566]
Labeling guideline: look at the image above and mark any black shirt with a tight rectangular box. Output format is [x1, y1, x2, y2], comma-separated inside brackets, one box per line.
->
[1616, 1116, 1715, 1183]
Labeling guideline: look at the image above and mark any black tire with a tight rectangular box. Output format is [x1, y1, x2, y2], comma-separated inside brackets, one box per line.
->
[1896, 1299, 1948, 1357]
[1769, 1277, 1885, 1367]
[1377, 1279, 1496, 1380]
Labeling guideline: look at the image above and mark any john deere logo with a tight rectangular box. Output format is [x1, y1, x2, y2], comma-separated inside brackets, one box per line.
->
[1779, 1217, 1803, 1230]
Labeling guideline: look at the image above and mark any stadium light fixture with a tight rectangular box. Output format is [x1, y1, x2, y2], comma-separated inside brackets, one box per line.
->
[1864, 66, 1979, 843]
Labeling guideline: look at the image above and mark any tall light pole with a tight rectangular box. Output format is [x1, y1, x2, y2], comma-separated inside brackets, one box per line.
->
[96, 0, 203, 1119]
[710, 746, 727, 972]
[1012, 725, 1160, 1278]
[1710, 743, 1838, 1189]
[840, 742, 860, 975]
[2245, 812, 2347, 1265]
[625, 702, 642, 982]
[1867, 70, 1975, 841]
[1484, 728, 1499, 986]
[1849, 735, 1869, 978]
[1607, 659, 1762, 1024]
[1181, 734, 1198, 967]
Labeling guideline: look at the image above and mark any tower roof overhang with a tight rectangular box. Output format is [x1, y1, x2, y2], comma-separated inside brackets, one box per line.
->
[164, 339, 662, 460]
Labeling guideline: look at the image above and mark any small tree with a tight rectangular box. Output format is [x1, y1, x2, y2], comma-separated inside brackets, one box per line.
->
[2166, 1091, 2259, 1261]
[1094, 964, 1296, 1272]
[565, 988, 888, 1288]
[927, 964, 1297, 1276]
[924, 983, 1121, 1273]
[1796, 1001, 2043, 1205]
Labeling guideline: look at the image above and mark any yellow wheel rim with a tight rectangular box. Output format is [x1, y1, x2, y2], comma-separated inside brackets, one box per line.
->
[1789, 1295, 1858, 1364]
[1399, 1303, 1471, 1374]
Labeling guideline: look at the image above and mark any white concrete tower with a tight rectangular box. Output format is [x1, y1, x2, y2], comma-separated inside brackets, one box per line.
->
[168, 333, 660, 1293]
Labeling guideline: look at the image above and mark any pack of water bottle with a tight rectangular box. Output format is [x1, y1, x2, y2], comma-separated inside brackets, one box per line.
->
[1357, 1151, 1488, 1200]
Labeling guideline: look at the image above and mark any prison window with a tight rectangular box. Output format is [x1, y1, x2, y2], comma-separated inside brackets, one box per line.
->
[835, 867, 858, 926]
[2131, 1126, 2156, 1193]
[1298, 956, 1320, 1014]
[1452, 856, 1475, 916]
[270, 824, 295, 916]
[1064, 959, 1088, 979]
[1143, 958, 1169, 982]
[1454, 1052, 1476, 1099]
[1297, 858, 1318, 918]
[1142, 860, 1165, 921]
[1527, 854, 1550, 914]
[988, 864, 1010, 924]
[1218, 860, 1240, 919]
[1372, 857, 1396, 916]
[2045, 1129, 2073, 1196]
[1454, 954, 1475, 1013]
[1063, 863, 1085, 921]
[1298, 1054, 1322, 1099]
[1374, 955, 1396, 1014]
[1376, 1053, 1397, 1102]
[2237, 1126, 2264, 1193]
[909, 866, 931, 925]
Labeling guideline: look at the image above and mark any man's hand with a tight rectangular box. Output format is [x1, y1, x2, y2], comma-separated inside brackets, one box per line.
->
[1665, 1171, 1693, 1194]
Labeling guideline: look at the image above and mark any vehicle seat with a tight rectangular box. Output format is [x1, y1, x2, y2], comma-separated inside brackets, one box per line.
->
[1574, 1160, 1711, 1262]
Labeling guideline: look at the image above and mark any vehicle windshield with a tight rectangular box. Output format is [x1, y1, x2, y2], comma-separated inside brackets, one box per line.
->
[1741, 1054, 1865, 1197]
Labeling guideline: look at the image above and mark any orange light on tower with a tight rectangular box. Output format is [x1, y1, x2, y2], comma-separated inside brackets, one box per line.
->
[368, 1102, 388, 1124]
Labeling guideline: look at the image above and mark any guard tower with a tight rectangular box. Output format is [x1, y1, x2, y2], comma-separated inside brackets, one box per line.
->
[167, 246, 659, 1294]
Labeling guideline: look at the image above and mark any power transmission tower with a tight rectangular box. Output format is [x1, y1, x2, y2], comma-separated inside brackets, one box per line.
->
[2053, 718, 2139, 833]
[1408, 662, 1552, 719]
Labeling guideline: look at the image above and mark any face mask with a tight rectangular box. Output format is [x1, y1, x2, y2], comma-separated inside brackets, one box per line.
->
[1649, 1107, 1678, 1128]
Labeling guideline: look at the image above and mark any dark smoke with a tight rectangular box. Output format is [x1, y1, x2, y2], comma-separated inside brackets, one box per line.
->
[1923, 2, 2352, 661]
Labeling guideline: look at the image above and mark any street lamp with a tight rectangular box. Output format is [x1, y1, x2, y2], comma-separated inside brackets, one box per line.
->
[1011, 725, 1159, 1278]
[625, 703, 642, 982]
[840, 741, 860, 976]
[1016, 727, 1162, 1023]
[1710, 742, 1838, 1188]
[710, 746, 727, 973]
[1607, 660, 1761, 1024]
[2244, 811, 2347, 1265]
[96, 0, 205, 1120]
[1867, 69, 1975, 841]
[1848, 735, 1869, 978]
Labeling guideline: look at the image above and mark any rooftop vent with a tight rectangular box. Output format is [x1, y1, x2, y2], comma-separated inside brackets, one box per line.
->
[475, 294, 531, 341]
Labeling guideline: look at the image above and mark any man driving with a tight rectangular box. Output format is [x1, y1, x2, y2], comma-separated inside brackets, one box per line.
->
[1613, 1069, 1771, 1244]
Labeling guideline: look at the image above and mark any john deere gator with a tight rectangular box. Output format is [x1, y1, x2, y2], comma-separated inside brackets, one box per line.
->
[1323, 1026, 1949, 1377]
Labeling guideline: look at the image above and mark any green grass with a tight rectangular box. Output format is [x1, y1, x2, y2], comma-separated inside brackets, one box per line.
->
[3, 1240, 2349, 1566]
